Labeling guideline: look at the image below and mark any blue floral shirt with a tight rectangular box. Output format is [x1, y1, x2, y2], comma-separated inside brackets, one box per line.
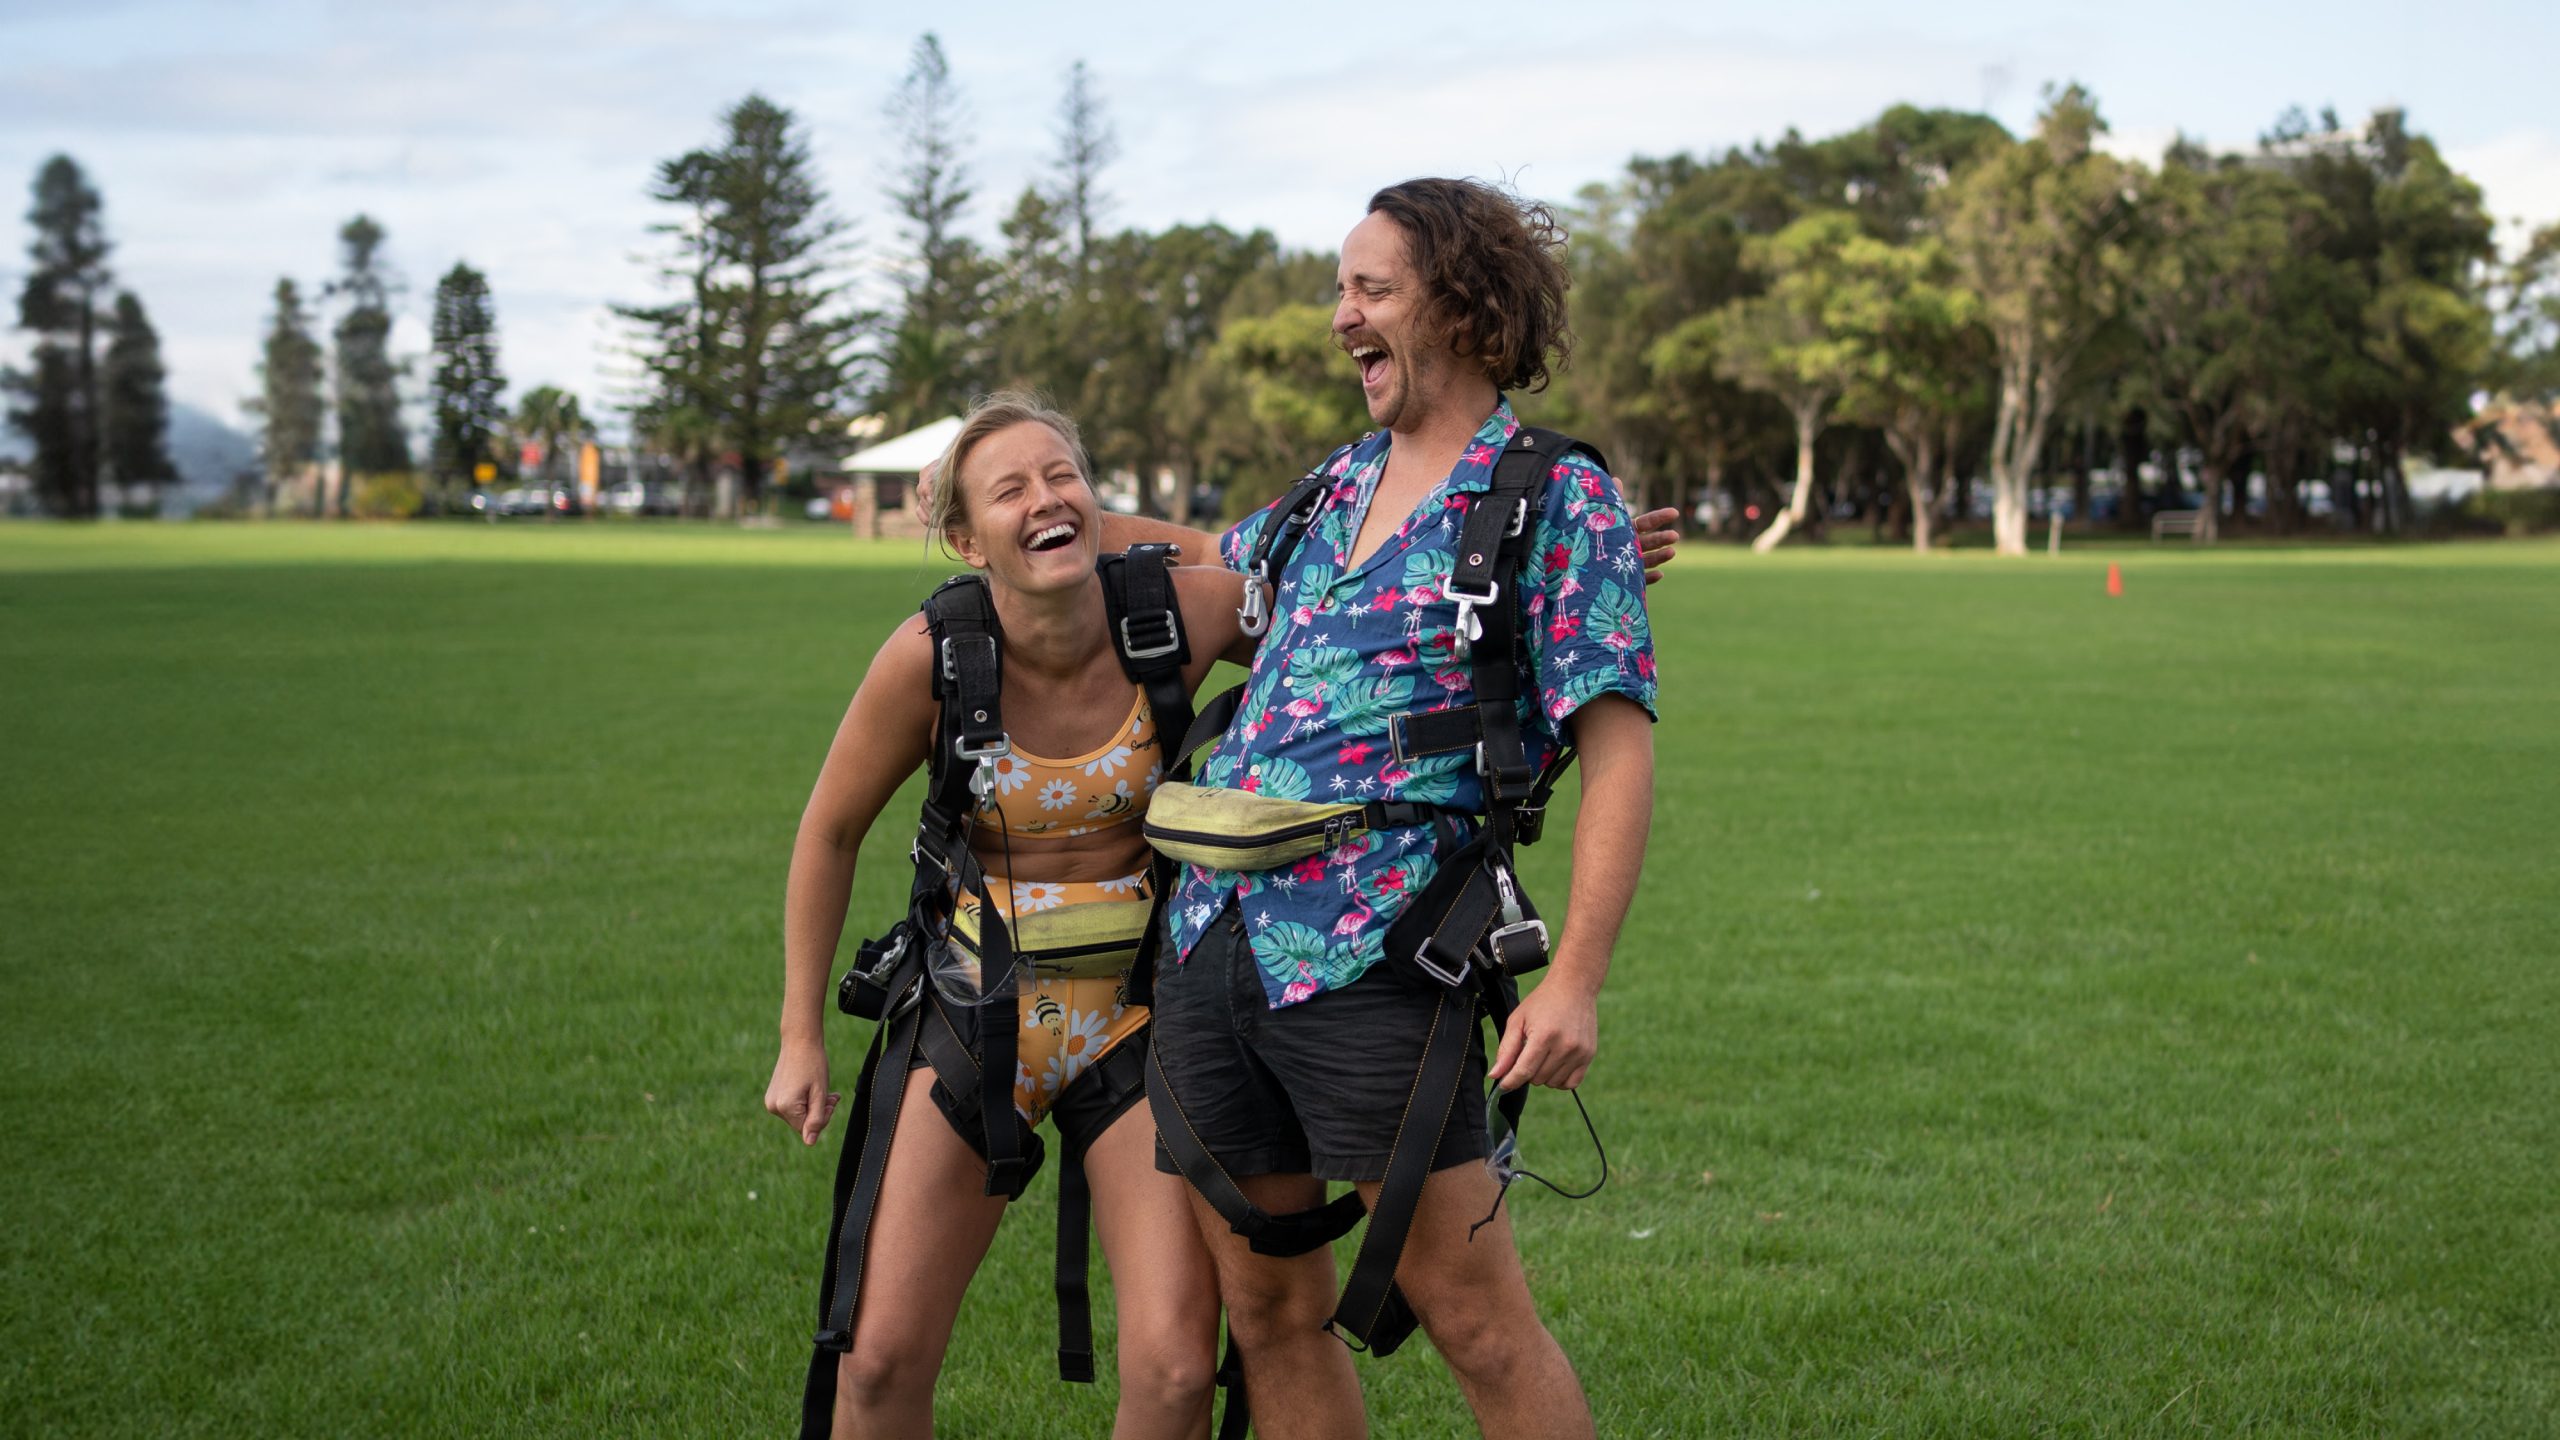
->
[1170, 400, 1659, 1007]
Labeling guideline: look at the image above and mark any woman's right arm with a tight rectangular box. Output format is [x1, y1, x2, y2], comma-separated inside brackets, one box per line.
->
[768, 615, 938, 1145]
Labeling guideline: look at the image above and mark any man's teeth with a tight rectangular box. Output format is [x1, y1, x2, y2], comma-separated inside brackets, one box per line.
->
[1351, 345, 1384, 360]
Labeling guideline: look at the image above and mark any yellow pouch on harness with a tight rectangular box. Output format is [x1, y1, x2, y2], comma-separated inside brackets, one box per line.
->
[1143, 782, 1368, 872]
[949, 895, 1157, 980]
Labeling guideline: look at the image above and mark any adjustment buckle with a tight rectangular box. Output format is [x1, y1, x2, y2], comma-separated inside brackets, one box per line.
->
[1515, 802, 1547, 846]
[1411, 941, 1472, 990]
[1486, 918, 1549, 973]
[1507, 497, 1529, 539]
[1119, 611, 1181, 660]
[940, 632, 996, 684]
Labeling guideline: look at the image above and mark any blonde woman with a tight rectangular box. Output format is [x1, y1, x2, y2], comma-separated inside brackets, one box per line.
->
[767, 393, 1254, 1439]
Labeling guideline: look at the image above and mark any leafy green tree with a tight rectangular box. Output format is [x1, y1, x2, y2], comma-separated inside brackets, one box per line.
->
[248, 278, 325, 516]
[2495, 221, 2560, 400]
[1079, 222, 1276, 518]
[876, 33, 987, 431]
[329, 215, 410, 502]
[512, 385, 590, 491]
[984, 186, 1076, 398]
[1658, 209, 1864, 551]
[427, 262, 506, 506]
[1828, 235, 1984, 550]
[99, 292, 173, 508]
[6, 155, 113, 516]
[1208, 301, 1368, 510]
[1940, 86, 2137, 555]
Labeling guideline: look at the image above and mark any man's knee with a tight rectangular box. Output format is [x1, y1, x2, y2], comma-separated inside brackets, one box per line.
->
[1215, 1255, 1337, 1347]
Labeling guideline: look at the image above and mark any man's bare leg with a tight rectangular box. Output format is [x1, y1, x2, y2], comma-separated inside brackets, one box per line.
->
[1357, 1162, 1593, 1440]
[1184, 1172, 1367, 1440]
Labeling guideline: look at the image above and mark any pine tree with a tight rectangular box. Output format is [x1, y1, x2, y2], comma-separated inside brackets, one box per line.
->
[248, 278, 326, 516]
[1052, 59, 1117, 280]
[621, 97, 861, 516]
[877, 33, 987, 430]
[428, 262, 506, 506]
[4, 155, 113, 516]
[330, 215, 409, 505]
[100, 291, 173, 508]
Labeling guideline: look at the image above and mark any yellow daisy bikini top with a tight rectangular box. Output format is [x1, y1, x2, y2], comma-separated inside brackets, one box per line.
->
[972, 689, 1164, 839]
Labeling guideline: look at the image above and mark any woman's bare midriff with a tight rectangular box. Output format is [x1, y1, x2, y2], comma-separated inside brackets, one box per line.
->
[968, 822, 1153, 887]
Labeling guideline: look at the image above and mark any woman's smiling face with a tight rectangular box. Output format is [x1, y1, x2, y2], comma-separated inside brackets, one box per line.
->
[947, 419, 1100, 593]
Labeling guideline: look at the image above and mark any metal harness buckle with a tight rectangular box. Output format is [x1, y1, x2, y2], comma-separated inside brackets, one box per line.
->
[1238, 564, 1273, 638]
[1445, 577, 1498, 646]
[1119, 611, 1181, 660]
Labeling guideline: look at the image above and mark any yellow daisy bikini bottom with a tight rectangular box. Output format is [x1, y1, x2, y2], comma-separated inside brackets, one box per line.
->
[951, 870, 1158, 1126]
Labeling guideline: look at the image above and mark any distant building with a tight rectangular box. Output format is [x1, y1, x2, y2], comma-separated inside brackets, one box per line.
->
[2459, 401, 2560, 492]
[839, 416, 962, 539]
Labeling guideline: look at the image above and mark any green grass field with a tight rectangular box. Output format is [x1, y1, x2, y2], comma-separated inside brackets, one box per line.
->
[4, 524, 2554, 1437]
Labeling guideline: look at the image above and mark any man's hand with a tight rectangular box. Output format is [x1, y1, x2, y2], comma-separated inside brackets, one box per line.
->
[1488, 974, 1599, 1091]
[765, 1038, 839, 1145]
[913, 459, 939, 520]
[1634, 507, 1681, 584]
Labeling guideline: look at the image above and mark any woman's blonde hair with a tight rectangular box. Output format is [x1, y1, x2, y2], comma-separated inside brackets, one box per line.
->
[922, 390, 1092, 556]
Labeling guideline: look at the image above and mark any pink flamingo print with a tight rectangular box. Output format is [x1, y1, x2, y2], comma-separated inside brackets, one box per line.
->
[1332, 893, 1374, 937]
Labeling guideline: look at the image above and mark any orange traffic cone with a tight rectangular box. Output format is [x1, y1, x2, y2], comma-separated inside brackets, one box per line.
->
[2105, 563, 2124, 597]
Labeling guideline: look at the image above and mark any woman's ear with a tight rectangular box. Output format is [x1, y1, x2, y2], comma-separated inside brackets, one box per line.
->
[947, 521, 988, 571]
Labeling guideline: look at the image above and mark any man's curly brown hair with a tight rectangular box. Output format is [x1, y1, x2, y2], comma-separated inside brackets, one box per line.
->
[1366, 177, 1574, 394]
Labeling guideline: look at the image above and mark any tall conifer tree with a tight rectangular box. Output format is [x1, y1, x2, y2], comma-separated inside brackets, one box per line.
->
[428, 262, 506, 505]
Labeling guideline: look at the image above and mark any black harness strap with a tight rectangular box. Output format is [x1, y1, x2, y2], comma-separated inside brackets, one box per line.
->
[1103, 543, 1198, 1012]
[1054, 1144, 1097, 1383]
[800, 956, 924, 1438]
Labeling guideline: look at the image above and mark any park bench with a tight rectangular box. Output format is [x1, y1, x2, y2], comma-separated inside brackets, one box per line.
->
[2151, 510, 2205, 542]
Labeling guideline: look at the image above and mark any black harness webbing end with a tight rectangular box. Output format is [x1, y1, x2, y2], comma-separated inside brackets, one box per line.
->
[1054, 1145, 1097, 1383]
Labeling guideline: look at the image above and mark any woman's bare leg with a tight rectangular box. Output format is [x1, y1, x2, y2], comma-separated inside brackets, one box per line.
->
[1084, 1101, 1223, 1440]
[831, 1077, 1010, 1440]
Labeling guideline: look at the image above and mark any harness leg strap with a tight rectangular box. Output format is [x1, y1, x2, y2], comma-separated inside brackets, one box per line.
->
[1054, 1143, 1097, 1383]
[800, 1002, 923, 1440]
[1326, 985, 1478, 1356]
[1145, 1043, 1368, 1256]
[1214, 1329, 1250, 1440]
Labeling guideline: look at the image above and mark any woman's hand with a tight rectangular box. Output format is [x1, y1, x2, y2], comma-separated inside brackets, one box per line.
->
[766, 1038, 839, 1145]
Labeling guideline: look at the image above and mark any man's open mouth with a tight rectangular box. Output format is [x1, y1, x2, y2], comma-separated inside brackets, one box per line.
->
[1025, 522, 1079, 553]
[1351, 343, 1390, 389]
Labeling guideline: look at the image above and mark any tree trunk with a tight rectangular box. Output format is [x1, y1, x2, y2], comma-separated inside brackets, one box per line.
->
[2197, 459, 2225, 545]
[2117, 408, 2150, 532]
[1753, 402, 1822, 554]
[1907, 432, 1938, 554]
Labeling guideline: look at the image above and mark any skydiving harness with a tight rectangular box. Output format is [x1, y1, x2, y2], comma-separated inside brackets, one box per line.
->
[801, 547, 1248, 1440]
[1142, 425, 1614, 1360]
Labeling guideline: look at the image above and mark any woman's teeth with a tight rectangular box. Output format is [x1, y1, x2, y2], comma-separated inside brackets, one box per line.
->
[1027, 523, 1078, 552]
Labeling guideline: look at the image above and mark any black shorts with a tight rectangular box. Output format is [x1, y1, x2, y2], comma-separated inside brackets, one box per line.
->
[1148, 902, 1490, 1183]
[908, 1001, 1149, 1180]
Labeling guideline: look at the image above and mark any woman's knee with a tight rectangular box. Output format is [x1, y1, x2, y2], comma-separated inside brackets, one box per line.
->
[1115, 1333, 1220, 1414]
[836, 1335, 942, 1410]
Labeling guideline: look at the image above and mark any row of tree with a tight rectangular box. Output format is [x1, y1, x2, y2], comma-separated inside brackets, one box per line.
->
[3, 157, 174, 517]
[618, 45, 2548, 549]
[15, 48, 2553, 540]
[1556, 92, 2531, 551]
[244, 213, 598, 516]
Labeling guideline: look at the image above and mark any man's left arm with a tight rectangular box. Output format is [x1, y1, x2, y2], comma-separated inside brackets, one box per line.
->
[1488, 695, 1652, 1092]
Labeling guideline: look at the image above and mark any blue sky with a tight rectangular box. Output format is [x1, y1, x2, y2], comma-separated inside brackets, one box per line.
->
[6, 0, 2555, 432]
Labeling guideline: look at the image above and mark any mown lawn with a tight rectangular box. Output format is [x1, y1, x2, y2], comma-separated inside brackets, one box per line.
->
[3, 523, 2553, 1437]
